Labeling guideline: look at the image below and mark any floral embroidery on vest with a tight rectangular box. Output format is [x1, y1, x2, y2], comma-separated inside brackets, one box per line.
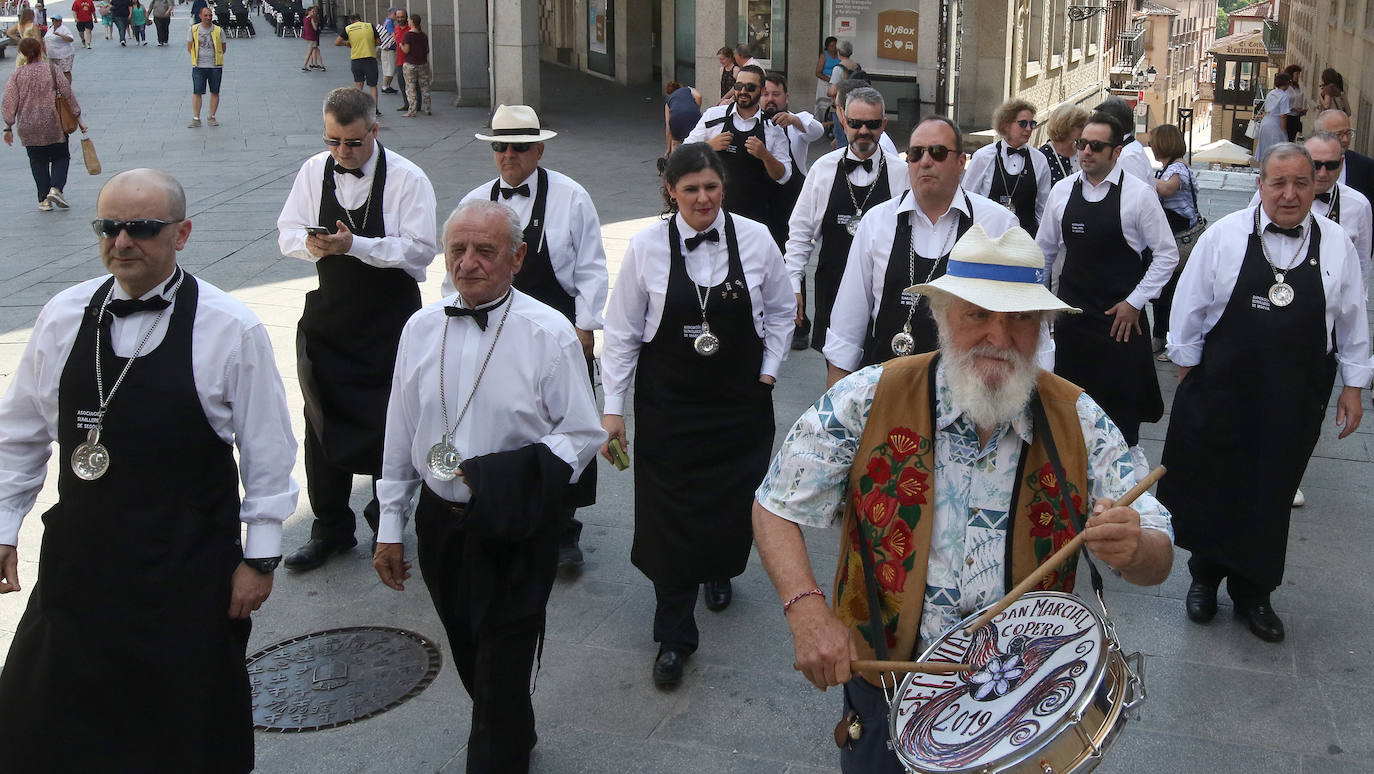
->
[1023, 460, 1085, 590]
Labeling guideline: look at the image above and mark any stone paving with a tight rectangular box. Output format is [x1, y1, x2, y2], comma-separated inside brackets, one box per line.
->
[0, 19, 1372, 774]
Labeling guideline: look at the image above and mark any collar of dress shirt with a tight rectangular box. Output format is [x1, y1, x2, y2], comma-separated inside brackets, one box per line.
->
[896, 187, 973, 223]
[500, 167, 540, 191]
[674, 210, 726, 246]
[999, 140, 1030, 162]
[933, 361, 1035, 445]
[109, 266, 182, 301]
[337, 146, 380, 179]
[1081, 164, 1124, 194]
[1256, 203, 1309, 238]
[452, 288, 514, 312]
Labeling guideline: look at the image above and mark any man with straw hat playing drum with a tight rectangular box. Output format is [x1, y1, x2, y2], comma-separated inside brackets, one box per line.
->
[752, 224, 1174, 771]
[451, 104, 608, 574]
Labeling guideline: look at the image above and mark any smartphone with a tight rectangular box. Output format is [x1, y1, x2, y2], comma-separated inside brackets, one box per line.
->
[304, 226, 330, 235]
[607, 438, 630, 471]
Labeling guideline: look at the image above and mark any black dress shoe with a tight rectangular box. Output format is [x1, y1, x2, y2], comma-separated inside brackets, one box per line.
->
[1185, 580, 1218, 623]
[1236, 602, 1285, 642]
[557, 536, 584, 572]
[791, 328, 810, 351]
[704, 579, 732, 612]
[283, 537, 356, 572]
[652, 647, 686, 688]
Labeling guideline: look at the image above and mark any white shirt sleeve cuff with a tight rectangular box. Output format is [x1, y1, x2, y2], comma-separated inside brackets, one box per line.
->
[603, 393, 626, 416]
[376, 511, 408, 545]
[761, 354, 782, 379]
[1125, 290, 1149, 310]
[1339, 357, 1374, 389]
[0, 510, 23, 546]
[243, 521, 284, 559]
[349, 234, 377, 259]
[1165, 340, 1202, 367]
[822, 337, 862, 373]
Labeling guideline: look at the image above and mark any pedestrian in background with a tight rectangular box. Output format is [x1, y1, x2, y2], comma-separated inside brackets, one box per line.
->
[149, 0, 173, 46]
[42, 15, 75, 81]
[1319, 68, 1351, 116]
[391, 7, 408, 113]
[1149, 123, 1198, 361]
[109, 0, 131, 45]
[130, 0, 148, 45]
[301, 5, 324, 71]
[99, 0, 114, 40]
[187, 5, 226, 128]
[335, 13, 381, 117]
[72, 0, 96, 48]
[7, 9, 44, 67]
[2, 38, 87, 211]
[662, 80, 701, 161]
[1254, 71, 1292, 164]
[1040, 102, 1087, 186]
[377, 7, 397, 94]
[400, 14, 430, 117]
[1283, 64, 1305, 142]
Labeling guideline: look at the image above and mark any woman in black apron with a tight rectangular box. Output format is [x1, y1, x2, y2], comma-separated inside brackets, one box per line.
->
[600, 143, 790, 689]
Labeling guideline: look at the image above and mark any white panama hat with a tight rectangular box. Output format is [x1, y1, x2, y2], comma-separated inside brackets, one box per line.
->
[473, 105, 558, 143]
[906, 224, 1080, 314]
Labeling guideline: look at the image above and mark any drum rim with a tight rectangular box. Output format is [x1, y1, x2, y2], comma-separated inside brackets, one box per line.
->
[889, 591, 1115, 773]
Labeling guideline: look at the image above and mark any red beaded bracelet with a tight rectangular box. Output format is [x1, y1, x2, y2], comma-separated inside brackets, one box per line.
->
[783, 587, 824, 614]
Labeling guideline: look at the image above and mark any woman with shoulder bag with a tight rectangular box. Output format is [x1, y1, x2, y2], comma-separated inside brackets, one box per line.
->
[1150, 124, 1202, 361]
[2, 38, 88, 212]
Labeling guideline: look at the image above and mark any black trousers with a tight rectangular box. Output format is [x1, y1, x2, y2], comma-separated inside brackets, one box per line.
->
[653, 582, 701, 654]
[839, 677, 905, 773]
[396, 64, 408, 109]
[303, 419, 379, 543]
[26, 141, 69, 202]
[154, 16, 171, 44]
[1188, 554, 1273, 606]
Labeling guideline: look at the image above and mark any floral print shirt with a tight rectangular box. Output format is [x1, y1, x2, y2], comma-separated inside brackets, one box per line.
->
[756, 362, 1172, 648]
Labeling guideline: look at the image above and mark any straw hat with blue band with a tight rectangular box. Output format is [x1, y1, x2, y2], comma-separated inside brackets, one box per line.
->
[906, 224, 1080, 314]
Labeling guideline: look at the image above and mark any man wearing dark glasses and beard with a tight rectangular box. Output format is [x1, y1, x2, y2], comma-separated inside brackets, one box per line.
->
[451, 104, 609, 573]
[824, 115, 1017, 387]
[0, 169, 299, 772]
[277, 87, 438, 572]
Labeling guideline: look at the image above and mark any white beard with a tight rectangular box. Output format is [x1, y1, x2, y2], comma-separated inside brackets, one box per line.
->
[940, 328, 1039, 431]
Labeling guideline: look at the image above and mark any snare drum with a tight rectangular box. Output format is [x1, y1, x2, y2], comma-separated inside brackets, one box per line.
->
[887, 591, 1145, 774]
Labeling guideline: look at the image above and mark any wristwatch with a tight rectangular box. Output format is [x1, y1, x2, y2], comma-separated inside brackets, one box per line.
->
[243, 556, 281, 574]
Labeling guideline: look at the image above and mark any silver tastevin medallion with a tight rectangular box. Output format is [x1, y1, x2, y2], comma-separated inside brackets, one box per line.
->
[890, 323, 916, 357]
[694, 322, 721, 356]
[71, 427, 110, 481]
[1268, 281, 1294, 307]
[846, 210, 863, 236]
[426, 440, 463, 482]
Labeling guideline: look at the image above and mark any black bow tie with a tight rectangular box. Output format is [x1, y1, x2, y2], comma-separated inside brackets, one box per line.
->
[500, 184, 530, 199]
[105, 296, 171, 318]
[445, 304, 491, 330]
[335, 166, 364, 178]
[842, 156, 873, 173]
[684, 228, 720, 251]
[1007, 146, 1029, 160]
[1265, 222, 1304, 238]
[1316, 191, 1333, 203]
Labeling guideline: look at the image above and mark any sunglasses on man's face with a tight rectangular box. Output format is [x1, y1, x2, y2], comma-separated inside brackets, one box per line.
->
[847, 118, 884, 131]
[1016, 119, 1039, 129]
[92, 218, 181, 239]
[1073, 138, 1118, 153]
[1313, 159, 1343, 172]
[736, 81, 761, 93]
[324, 137, 368, 147]
[491, 141, 534, 153]
[907, 145, 954, 162]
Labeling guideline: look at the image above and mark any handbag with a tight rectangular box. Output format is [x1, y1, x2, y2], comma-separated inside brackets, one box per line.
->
[1243, 119, 1259, 139]
[81, 131, 101, 175]
[1171, 167, 1206, 265]
[52, 65, 79, 135]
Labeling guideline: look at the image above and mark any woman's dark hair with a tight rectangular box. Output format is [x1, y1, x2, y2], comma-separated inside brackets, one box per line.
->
[409, 13, 421, 26]
[1150, 124, 1186, 162]
[823, 36, 837, 51]
[1321, 68, 1345, 91]
[18, 37, 41, 61]
[660, 143, 725, 217]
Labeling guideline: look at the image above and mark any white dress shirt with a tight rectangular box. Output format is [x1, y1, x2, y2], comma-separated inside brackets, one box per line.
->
[878, 132, 901, 157]
[783, 147, 910, 292]
[1247, 184, 1373, 281]
[376, 289, 606, 543]
[1167, 206, 1373, 387]
[451, 168, 610, 331]
[686, 103, 794, 184]
[1116, 137, 1156, 186]
[1037, 165, 1179, 310]
[823, 189, 1019, 371]
[277, 145, 439, 283]
[778, 110, 827, 175]
[0, 272, 300, 558]
[601, 211, 795, 415]
[962, 139, 1052, 225]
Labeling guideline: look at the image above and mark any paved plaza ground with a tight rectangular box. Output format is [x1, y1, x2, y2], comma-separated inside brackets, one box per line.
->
[0, 16, 1371, 773]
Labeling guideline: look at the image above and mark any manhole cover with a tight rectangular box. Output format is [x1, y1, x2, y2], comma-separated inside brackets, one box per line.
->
[247, 626, 442, 732]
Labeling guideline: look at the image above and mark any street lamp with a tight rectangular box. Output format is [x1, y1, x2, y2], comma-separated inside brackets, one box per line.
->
[1178, 106, 1195, 167]
[1146, 66, 1158, 85]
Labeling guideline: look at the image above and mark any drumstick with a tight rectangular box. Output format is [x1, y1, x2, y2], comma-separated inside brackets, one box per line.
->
[792, 660, 972, 675]
[961, 465, 1167, 636]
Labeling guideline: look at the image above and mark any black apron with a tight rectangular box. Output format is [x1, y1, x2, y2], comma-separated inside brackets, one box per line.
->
[0, 275, 253, 773]
[712, 105, 776, 225]
[987, 141, 1039, 236]
[297, 145, 420, 474]
[1318, 186, 1343, 225]
[488, 168, 597, 508]
[860, 191, 971, 367]
[1052, 178, 1164, 428]
[631, 215, 774, 584]
[814, 154, 892, 352]
[1160, 219, 1333, 588]
[768, 123, 806, 250]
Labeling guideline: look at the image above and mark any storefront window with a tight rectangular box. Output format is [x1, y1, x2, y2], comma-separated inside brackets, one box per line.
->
[676, 0, 696, 85]
[740, 0, 785, 70]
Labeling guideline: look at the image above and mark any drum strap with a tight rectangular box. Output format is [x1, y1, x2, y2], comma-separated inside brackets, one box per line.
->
[1029, 392, 1106, 597]
[855, 515, 892, 661]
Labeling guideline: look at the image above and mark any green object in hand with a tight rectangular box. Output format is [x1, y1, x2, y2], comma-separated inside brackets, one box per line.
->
[607, 438, 630, 471]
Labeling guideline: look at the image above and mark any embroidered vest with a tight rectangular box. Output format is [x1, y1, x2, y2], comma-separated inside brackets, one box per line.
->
[832, 352, 1090, 681]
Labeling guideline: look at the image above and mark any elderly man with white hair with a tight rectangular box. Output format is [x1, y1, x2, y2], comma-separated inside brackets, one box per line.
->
[373, 199, 605, 774]
[752, 224, 1174, 773]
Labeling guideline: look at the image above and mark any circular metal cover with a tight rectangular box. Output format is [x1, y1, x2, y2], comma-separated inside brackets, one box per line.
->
[247, 626, 443, 732]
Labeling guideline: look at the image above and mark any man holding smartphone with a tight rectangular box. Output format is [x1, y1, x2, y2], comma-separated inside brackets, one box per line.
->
[276, 87, 437, 572]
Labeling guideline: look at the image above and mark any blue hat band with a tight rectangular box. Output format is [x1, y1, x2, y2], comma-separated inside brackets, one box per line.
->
[945, 259, 1045, 285]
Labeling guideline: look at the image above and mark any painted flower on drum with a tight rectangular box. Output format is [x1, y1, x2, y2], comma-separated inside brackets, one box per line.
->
[969, 654, 1025, 700]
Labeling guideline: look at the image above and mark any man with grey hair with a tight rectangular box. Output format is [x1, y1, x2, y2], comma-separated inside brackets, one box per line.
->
[0, 168, 299, 770]
[277, 86, 437, 572]
[374, 198, 604, 773]
[1162, 141, 1370, 643]
[783, 85, 908, 355]
[753, 223, 1172, 772]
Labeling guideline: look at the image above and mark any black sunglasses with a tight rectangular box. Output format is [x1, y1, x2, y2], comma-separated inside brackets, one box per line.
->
[92, 218, 182, 239]
[1313, 159, 1343, 171]
[736, 82, 760, 93]
[1073, 138, 1119, 153]
[491, 141, 534, 153]
[847, 118, 884, 131]
[323, 137, 368, 148]
[907, 144, 954, 162]
[1016, 119, 1039, 129]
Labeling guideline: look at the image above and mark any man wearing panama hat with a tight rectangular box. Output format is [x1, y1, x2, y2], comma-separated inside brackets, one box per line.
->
[454, 104, 608, 572]
[751, 224, 1173, 771]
